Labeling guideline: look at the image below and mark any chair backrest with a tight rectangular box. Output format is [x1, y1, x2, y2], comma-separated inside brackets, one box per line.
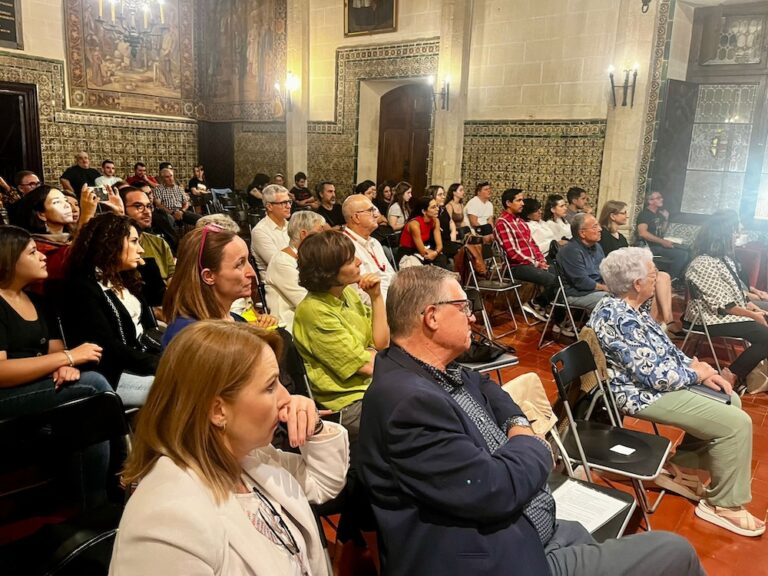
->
[549, 340, 599, 405]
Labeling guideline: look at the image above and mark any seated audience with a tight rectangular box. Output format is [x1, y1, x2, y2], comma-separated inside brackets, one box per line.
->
[358, 179, 391, 234]
[61, 213, 159, 406]
[342, 194, 396, 302]
[187, 163, 207, 194]
[265, 211, 326, 331]
[293, 230, 389, 443]
[250, 184, 291, 273]
[15, 170, 42, 198]
[122, 187, 175, 283]
[495, 188, 555, 321]
[429, 184, 460, 259]
[399, 196, 447, 268]
[445, 182, 469, 239]
[273, 172, 285, 187]
[599, 200, 678, 333]
[374, 181, 392, 216]
[685, 214, 768, 394]
[542, 193, 572, 245]
[314, 181, 344, 227]
[290, 171, 318, 212]
[465, 181, 495, 235]
[62, 191, 82, 232]
[110, 321, 349, 575]
[126, 162, 159, 188]
[637, 190, 688, 281]
[246, 172, 271, 211]
[564, 186, 589, 224]
[589, 247, 764, 537]
[556, 213, 609, 311]
[521, 197, 558, 259]
[95, 159, 121, 188]
[387, 181, 412, 232]
[154, 167, 201, 226]
[358, 265, 704, 575]
[162, 225, 277, 348]
[60, 151, 100, 194]
[0, 225, 111, 508]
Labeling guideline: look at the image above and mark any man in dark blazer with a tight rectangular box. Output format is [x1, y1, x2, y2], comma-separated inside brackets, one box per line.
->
[358, 266, 703, 576]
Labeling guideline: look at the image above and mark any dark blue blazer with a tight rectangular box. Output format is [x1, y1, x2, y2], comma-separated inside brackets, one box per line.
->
[358, 346, 553, 576]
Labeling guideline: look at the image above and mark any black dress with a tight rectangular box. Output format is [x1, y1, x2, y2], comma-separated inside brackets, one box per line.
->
[599, 227, 628, 257]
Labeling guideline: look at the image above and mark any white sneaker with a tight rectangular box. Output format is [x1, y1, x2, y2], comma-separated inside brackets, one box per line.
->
[522, 302, 547, 322]
[552, 322, 575, 338]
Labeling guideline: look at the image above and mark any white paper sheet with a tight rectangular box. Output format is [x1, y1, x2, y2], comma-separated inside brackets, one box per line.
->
[552, 479, 629, 533]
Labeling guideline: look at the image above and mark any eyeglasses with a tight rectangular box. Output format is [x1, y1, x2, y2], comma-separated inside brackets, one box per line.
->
[617, 210, 628, 215]
[20, 181, 41, 188]
[423, 299, 474, 317]
[128, 202, 153, 212]
[251, 486, 301, 557]
[355, 206, 379, 216]
[198, 224, 223, 272]
[585, 224, 602, 230]
[269, 200, 293, 207]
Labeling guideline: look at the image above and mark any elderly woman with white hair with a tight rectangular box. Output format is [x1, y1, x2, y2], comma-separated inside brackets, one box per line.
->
[587, 247, 763, 538]
[264, 210, 327, 332]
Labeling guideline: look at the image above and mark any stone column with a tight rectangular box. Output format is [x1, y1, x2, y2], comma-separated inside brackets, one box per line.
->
[431, 0, 473, 186]
[286, 0, 309, 178]
[598, 0, 659, 223]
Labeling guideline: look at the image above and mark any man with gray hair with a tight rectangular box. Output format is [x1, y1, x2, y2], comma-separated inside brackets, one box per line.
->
[250, 184, 292, 273]
[358, 266, 704, 576]
[342, 193, 395, 301]
[555, 212, 609, 311]
[264, 210, 326, 331]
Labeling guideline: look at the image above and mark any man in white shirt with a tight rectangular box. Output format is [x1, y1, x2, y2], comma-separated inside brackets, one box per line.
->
[342, 194, 395, 302]
[95, 159, 121, 187]
[251, 184, 291, 273]
[465, 181, 495, 235]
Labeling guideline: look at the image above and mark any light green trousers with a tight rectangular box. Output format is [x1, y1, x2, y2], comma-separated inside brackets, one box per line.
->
[635, 390, 752, 507]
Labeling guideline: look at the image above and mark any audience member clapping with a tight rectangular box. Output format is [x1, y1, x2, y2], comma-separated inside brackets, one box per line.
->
[61, 213, 159, 406]
[588, 247, 764, 537]
[110, 320, 349, 575]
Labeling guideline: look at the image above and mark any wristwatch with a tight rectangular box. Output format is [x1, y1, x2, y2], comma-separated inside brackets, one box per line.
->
[508, 416, 532, 430]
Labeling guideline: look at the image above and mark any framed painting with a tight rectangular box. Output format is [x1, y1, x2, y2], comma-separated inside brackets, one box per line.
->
[344, 0, 397, 37]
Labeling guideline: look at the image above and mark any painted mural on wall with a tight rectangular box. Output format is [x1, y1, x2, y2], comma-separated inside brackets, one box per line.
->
[197, 0, 287, 121]
[64, 0, 196, 118]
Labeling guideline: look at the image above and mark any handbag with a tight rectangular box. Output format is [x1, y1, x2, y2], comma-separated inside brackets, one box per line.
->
[456, 332, 514, 364]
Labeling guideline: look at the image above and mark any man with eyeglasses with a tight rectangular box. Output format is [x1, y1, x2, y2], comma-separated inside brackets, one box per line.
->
[637, 191, 689, 283]
[15, 170, 42, 197]
[342, 194, 395, 302]
[556, 213, 610, 312]
[358, 266, 702, 576]
[251, 184, 292, 273]
[122, 187, 176, 283]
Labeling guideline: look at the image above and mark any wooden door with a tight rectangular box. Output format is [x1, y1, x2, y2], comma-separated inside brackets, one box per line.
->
[0, 82, 42, 186]
[376, 84, 432, 198]
[198, 121, 234, 189]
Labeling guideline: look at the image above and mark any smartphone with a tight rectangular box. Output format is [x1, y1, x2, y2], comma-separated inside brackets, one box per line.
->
[89, 186, 108, 201]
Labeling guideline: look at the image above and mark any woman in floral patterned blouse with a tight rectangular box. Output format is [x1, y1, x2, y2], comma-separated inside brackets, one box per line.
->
[588, 247, 764, 538]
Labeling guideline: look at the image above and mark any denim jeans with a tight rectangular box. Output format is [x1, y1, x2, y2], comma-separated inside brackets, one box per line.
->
[0, 371, 113, 509]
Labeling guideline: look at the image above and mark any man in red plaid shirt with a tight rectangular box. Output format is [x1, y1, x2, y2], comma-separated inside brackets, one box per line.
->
[495, 188, 561, 327]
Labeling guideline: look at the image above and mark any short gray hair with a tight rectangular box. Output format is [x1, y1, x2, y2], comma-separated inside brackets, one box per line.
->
[599, 247, 654, 296]
[570, 212, 590, 238]
[196, 213, 240, 233]
[262, 184, 289, 204]
[387, 267, 456, 338]
[288, 210, 325, 245]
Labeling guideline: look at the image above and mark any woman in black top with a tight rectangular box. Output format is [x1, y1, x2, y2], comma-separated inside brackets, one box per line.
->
[428, 184, 460, 260]
[61, 213, 159, 406]
[598, 200, 678, 333]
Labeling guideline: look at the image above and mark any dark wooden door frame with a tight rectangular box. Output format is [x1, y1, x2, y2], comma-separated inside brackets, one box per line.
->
[0, 81, 43, 179]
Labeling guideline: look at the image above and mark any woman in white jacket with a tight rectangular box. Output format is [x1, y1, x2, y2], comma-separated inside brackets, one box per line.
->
[110, 320, 349, 576]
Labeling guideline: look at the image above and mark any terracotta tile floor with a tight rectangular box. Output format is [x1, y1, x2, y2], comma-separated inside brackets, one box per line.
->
[328, 305, 768, 576]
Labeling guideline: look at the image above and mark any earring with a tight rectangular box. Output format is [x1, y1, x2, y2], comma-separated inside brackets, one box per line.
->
[216, 421, 227, 433]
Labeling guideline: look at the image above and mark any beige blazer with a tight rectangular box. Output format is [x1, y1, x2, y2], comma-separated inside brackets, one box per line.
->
[109, 423, 349, 576]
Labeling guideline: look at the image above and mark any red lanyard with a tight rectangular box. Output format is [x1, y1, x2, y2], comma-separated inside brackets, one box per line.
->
[344, 230, 386, 272]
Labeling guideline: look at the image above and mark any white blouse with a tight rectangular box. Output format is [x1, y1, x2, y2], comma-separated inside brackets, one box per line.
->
[544, 218, 572, 241]
[526, 220, 558, 256]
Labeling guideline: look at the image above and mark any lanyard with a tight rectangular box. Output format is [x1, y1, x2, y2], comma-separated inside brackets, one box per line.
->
[344, 230, 386, 272]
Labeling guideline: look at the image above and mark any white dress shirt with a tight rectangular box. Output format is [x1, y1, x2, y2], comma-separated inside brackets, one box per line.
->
[344, 227, 395, 303]
[251, 214, 290, 273]
[264, 248, 307, 332]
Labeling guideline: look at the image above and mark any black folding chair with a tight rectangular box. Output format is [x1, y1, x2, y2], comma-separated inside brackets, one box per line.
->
[0, 392, 131, 575]
[550, 340, 672, 530]
[538, 261, 591, 349]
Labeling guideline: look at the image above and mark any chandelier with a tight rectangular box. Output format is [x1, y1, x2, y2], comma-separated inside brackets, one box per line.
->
[96, 0, 167, 59]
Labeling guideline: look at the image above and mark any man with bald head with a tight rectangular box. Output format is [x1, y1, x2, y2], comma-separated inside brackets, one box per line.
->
[342, 193, 395, 301]
[60, 151, 100, 194]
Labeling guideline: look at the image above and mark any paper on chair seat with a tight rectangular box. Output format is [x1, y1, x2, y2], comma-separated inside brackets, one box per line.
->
[553, 479, 628, 533]
[609, 444, 635, 456]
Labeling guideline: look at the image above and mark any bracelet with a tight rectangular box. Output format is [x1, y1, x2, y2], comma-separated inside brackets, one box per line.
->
[314, 418, 325, 434]
[62, 350, 74, 367]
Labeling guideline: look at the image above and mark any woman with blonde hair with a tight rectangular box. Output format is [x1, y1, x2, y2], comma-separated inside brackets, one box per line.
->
[110, 320, 349, 574]
[598, 200, 679, 334]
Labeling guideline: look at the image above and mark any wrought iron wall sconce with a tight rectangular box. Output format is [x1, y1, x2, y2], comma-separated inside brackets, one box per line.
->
[428, 75, 450, 111]
[641, 0, 652, 13]
[608, 64, 638, 108]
